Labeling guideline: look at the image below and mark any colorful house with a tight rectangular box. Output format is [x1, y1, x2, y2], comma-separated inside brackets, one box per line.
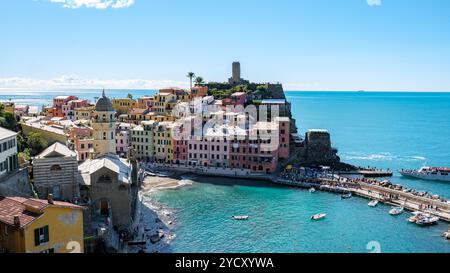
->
[111, 98, 137, 115]
[137, 96, 154, 110]
[0, 195, 84, 253]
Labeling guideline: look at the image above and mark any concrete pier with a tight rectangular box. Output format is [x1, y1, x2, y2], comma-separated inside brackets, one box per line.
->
[338, 170, 393, 177]
[352, 181, 450, 222]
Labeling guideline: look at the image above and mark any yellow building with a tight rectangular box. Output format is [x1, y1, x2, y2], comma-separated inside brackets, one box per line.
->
[74, 106, 95, 121]
[111, 98, 137, 114]
[0, 196, 84, 253]
[153, 121, 175, 163]
[2, 102, 15, 114]
[153, 92, 176, 115]
[144, 112, 176, 122]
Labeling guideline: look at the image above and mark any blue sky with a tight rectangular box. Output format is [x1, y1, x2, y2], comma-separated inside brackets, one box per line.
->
[1, 0, 450, 91]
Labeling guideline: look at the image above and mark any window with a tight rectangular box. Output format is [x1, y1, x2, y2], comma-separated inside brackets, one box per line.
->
[34, 226, 49, 246]
[50, 165, 62, 171]
[98, 175, 112, 184]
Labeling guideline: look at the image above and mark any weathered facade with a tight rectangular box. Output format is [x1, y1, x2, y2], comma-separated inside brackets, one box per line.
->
[78, 154, 138, 231]
[33, 142, 79, 201]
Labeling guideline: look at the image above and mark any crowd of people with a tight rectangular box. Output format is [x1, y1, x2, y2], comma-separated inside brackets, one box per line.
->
[342, 176, 450, 205]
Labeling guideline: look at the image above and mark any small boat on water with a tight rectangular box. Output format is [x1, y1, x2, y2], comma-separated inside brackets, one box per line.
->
[389, 207, 404, 216]
[233, 216, 249, 220]
[341, 192, 352, 199]
[443, 226, 450, 240]
[309, 188, 316, 193]
[407, 211, 424, 223]
[311, 213, 327, 221]
[415, 216, 439, 226]
[368, 200, 379, 207]
[399, 167, 450, 182]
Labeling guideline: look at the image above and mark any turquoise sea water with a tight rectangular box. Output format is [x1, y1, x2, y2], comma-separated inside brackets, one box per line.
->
[151, 91, 450, 253]
[2, 90, 450, 252]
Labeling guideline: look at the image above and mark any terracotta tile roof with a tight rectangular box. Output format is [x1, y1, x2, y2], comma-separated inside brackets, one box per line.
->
[0, 197, 42, 228]
[0, 196, 84, 229]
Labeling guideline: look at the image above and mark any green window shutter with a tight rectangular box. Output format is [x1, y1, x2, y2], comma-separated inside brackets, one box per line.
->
[43, 226, 49, 243]
[34, 229, 40, 246]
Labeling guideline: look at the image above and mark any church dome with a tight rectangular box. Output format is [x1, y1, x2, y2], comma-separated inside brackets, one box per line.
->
[95, 90, 114, 112]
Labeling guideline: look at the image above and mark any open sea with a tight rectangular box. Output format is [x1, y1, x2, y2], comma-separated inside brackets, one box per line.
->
[2, 90, 450, 253]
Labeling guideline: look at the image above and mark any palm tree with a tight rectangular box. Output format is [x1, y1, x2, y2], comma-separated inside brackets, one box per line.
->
[187, 72, 196, 90]
[194, 76, 205, 86]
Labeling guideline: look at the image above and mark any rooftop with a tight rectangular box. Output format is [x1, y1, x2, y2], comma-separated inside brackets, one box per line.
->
[78, 154, 131, 185]
[36, 142, 77, 159]
[0, 127, 17, 140]
[0, 196, 83, 229]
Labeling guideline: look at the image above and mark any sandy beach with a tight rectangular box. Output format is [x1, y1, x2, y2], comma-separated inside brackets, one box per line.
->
[127, 173, 195, 253]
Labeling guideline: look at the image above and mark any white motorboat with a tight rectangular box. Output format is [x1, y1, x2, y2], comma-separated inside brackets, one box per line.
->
[368, 200, 379, 207]
[415, 216, 439, 226]
[389, 207, 404, 216]
[407, 211, 423, 223]
[311, 213, 327, 221]
[309, 188, 316, 193]
[233, 215, 249, 220]
[341, 192, 352, 199]
[399, 167, 450, 182]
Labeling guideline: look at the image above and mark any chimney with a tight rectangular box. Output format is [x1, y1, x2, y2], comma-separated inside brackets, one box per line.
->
[47, 194, 54, 204]
[14, 216, 20, 228]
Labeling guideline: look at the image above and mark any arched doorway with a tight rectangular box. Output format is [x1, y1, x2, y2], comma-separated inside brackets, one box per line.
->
[100, 200, 110, 216]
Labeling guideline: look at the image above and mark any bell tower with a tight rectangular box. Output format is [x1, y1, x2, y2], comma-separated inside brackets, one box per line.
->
[92, 90, 117, 157]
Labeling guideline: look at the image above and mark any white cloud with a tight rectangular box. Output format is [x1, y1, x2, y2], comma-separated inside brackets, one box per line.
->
[0, 75, 189, 90]
[367, 0, 382, 6]
[49, 0, 135, 9]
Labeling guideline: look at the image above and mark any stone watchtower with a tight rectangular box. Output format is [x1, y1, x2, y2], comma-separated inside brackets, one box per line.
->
[92, 90, 117, 157]
[228, 61, 249, 86]
[232, 62, 241, 82]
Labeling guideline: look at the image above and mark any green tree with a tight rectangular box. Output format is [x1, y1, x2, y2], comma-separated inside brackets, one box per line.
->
[187, 72, 196, 90]
[26, 132, 48, 156]
[194, 76, 205, 86]
[127, 93, 133, 99]
[0, 112, 17, 131]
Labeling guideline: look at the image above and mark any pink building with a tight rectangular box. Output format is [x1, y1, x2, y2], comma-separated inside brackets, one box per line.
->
[51, 95, 78, 117]
[137, 96, 154, 111]
[64, 99, 89, 121]
[222, 92, 247, 106]
[276, 117, 290, 159]
[116, 130, 130, 156]
[173, 124, 188, 165]
[68, 124, 92, 142]
[74, 138, 94, 161]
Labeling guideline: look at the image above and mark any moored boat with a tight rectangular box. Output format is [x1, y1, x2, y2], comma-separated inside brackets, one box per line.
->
[415, 216, 439, 226]
[399, 167, 450, 182]
[311, 213, 327, 221]
[368, 200, 379, 207]
[407, 211, 423, 223]
[309, 188, 316, 193]
[389, 206, 404, 216]
[233, 215, 249, 220]
[341, 192, 352, 199]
